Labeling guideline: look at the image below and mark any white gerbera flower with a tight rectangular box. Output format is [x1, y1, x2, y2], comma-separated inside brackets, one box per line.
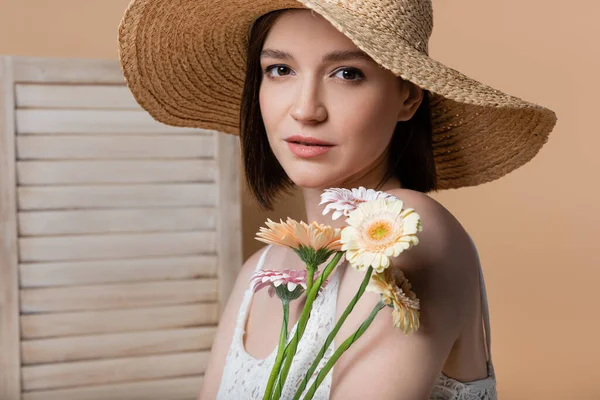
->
[341, 198, 422, 273]
[319, 186, 396, 220]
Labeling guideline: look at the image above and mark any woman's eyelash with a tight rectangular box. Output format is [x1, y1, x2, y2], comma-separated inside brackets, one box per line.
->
[334, 68, 365, 81]
[263, 65, 291, 77]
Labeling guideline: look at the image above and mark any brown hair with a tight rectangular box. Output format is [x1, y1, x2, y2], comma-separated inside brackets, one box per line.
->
[240, 10, 438, 210]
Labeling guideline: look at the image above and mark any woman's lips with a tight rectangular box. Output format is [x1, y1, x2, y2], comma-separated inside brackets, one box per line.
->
[286, 141, 333, 158]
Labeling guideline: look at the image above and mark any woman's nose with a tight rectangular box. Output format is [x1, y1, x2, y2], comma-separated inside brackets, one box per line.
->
[289, 81, 327, 123]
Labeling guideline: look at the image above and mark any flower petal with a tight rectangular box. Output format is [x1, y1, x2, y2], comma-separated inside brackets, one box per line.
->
[340, 193, 422, 273]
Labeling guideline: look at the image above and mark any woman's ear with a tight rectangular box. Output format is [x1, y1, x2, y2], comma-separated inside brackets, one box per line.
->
[397, 81, 424, 122]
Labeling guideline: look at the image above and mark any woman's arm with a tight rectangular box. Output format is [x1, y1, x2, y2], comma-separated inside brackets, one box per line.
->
[197, 248, 266, 400]
[330, 189, 475, 399]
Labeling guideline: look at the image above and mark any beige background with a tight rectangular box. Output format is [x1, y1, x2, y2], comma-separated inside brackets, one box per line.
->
[1, 0, 598, 398]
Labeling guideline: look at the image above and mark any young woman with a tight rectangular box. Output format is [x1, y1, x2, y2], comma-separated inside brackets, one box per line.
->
[118, 1, 556, 398]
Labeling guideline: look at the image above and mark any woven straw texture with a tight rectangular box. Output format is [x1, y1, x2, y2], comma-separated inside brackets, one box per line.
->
[117, 0, 557, 190]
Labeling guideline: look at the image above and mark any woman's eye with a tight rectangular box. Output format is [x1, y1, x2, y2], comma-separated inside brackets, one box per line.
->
[265, 65, 292, 78]
[333, 68, 364, 81]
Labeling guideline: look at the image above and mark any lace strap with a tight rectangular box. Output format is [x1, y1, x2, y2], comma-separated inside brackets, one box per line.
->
[468, 234, 493, 364]
[478, 265, 493, 363]
[233, 244, 274, 345]
[255, 244, 274, 271]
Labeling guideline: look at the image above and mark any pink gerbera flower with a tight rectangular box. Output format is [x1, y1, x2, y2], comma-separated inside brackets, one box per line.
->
[251, 269, 329, 301]
[319, 187, 396, 220]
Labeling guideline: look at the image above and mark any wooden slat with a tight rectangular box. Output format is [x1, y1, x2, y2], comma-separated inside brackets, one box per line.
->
[19, 254, 217, 287]
[21, 327, 217, 364]
[0, 55, 21, 400]
[20, 304, 219, 339]
[216, 132, 243, 316]
[17, 183, 217, 210]
[15, 84, 140, 109]
[19, 231, 216, 262]
[16, 135, 216, 160]
[22, 376, 203, 400]
[21, 351, 209, 391]
[16, 109, 206, 134]
[18, 207, 217, 236]
[20, 279, 218, 313]
[12, 56, 126, 84]
[17, 160, 217, 184]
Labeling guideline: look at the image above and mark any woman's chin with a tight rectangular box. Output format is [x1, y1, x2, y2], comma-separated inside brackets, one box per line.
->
[287, 173, 336, 190]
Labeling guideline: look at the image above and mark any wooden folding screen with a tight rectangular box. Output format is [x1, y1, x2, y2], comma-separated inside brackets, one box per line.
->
[0, 56, 242, 400]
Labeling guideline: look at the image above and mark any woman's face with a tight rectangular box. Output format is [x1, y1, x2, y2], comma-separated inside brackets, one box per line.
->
[259, 9, 421, 189]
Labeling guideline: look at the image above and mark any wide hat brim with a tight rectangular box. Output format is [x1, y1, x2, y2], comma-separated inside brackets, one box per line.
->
[118, 0, 557, 190]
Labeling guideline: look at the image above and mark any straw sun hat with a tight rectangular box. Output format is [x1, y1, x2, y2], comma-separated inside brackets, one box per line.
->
[117, 0, 557, 190]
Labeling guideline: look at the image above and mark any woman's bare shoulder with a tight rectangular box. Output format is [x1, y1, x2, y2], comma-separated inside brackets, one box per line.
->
[382, 187, 480, 326]
[329, 190, 479, 399]
[384, 188, 470, 254]
[385, 188, 457, 221]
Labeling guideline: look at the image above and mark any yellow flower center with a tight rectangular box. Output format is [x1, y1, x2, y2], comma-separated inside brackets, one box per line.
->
[367, 221, 391, 241]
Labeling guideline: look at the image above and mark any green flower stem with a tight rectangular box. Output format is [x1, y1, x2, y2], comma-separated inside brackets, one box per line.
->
[265, 260, 316, 399]
[302, 299, 387, 400]
[306, 265, 315, 293]
[262, 300, 290, 400]
[272, 251, 344, 400]
[291, 266, 374, 400]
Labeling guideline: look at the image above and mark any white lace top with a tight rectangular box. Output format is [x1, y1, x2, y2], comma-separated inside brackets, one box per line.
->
[217, 239, 497, 400]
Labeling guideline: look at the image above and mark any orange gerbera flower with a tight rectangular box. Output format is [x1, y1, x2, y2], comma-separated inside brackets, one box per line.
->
[255, 217, 342, 253]
[367, 267, 420, 335]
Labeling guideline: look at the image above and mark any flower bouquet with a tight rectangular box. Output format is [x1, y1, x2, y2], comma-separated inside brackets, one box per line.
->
[252, 187, 423, 400]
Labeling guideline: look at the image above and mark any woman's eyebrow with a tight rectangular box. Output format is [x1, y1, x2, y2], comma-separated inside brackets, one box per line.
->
[321, 50, 372, 63]
[260, 49, 293, 60]
[260, 49, 372, 63]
